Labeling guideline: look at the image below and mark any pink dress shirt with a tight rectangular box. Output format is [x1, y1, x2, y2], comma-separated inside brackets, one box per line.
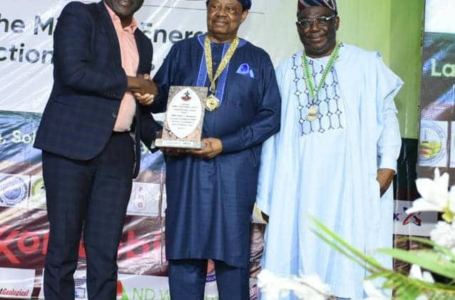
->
[105, 2, 139, 132]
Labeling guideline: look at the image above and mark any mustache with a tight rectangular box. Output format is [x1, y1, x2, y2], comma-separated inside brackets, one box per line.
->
[305, 34, 325, 39]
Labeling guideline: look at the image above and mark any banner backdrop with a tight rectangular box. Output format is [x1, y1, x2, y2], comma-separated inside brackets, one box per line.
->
[0, 0, 299, 113]
[417, 0, 455, 184]
[0, 0, 282, 299]
[0, 0, 429, 299]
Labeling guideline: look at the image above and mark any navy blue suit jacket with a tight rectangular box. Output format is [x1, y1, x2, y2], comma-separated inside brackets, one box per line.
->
[34, 1, 159, 177]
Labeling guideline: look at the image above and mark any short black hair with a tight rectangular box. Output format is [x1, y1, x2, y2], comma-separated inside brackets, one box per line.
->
[205, 0, 251, 11]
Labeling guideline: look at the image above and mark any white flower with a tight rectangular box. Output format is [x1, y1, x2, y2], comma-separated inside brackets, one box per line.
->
[257, 270, 283, 299]
[406, 169, 450, 214]
[450, 188, 455, 215]
[293, 275, 330, 300]
[409, 264, 434, 283]
[430, 221, 455, 254]
[407, 265, 434, 300]
[363, 280, 390, 300]
[257, 270, 330, 300]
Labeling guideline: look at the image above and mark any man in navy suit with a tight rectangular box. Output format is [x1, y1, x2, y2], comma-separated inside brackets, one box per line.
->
[34, 1, 160, 299]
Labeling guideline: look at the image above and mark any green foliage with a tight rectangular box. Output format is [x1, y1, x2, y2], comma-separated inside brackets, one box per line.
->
[312, 218, 455, 300]
[377, 249, 455, 279]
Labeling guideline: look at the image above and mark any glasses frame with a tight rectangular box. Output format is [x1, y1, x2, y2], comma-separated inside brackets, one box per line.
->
[296, 14, 337, 29]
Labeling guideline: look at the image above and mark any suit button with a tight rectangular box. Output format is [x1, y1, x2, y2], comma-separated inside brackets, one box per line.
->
[112, 112, 117, 118]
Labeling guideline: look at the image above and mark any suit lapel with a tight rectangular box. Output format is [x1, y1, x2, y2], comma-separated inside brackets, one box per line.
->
[133, 34, 142, 171]
[135, 31, 146, 74]
[97, 1, 122, 67]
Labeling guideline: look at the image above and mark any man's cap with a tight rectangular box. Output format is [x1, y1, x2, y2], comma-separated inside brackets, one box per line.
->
[298, 0, 337, 13]
[206, 0, 252, 10]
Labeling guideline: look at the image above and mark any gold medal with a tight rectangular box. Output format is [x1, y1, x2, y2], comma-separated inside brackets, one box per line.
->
[206, 94, 220, 111]
[306, 106, 318, 121]
[204, 35, 239, 112]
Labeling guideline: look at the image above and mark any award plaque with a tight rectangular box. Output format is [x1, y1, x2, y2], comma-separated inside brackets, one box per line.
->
[155, 86, 207, 149]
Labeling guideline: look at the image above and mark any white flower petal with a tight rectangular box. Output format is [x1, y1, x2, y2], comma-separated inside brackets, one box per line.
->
[449, 188, 455, 214]
[409, 265, 423, 279]
[430, 221, 455, 252]
[436, 172, 449, 192]
[406, 198, 443, 214]
[413, 169, 450, 212]
[415, 178, 439, 200]
[363, 281, 389, 299]
[434, 168, 441, 178]
[422, 271, 435, 284]
[258, 270, 331, 300]
[409, 265, 435, 284]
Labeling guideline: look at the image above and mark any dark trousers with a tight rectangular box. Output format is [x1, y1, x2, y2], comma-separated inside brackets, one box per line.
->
[168, 259, 250, 300]
[42, 132, 135, 300]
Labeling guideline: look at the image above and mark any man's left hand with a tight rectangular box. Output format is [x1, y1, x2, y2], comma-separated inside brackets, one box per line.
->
[376, 168, 395, 197]
[188, 138, 223, 159]
[134, 92, 154, 106]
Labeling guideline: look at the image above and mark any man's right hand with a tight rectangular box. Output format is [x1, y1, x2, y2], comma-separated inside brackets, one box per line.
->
[127, 74, 158, 96]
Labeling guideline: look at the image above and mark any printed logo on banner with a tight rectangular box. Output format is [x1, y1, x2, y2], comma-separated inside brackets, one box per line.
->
[116, 280, 127, 300]
[127, 183, 162, 217]
[394, 200, 438, 237]
[74, 276, 87, 299]
[0, 173, 29, 208]
[0, 267, 35, 299]
[28, 175, 46, 210]
[419, 120, 448, 167]
[117, 274, 171, 300]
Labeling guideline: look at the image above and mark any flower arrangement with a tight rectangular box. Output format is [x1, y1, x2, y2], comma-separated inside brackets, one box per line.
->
[258, 169, 455, 300]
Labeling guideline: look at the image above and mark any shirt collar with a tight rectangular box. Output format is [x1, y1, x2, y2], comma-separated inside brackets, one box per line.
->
[104, 1, 138, 32]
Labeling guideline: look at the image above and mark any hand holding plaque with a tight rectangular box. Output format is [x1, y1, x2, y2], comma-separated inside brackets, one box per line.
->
[155, 86, 207, 149]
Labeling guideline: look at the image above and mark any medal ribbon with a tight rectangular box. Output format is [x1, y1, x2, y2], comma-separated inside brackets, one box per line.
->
[302, 44, 340, 106]
[204, 35, 240, 94]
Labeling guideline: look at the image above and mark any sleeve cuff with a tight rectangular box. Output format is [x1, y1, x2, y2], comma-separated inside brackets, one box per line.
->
[220, 134, 242, 153]
[378, 156, 397, 173]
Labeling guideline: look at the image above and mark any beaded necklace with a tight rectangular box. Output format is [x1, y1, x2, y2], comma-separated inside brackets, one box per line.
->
[302, 44, 340, 121]
[204, 35, 239, 111]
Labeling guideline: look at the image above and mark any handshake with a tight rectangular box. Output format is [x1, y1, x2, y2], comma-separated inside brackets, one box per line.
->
[127, 74, 158, 106]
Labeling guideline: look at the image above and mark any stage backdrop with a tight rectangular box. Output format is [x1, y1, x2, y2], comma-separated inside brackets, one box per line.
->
[417, 0, 455, 184]
[0, 1, 299, 299]
[0, 0, 424, 299]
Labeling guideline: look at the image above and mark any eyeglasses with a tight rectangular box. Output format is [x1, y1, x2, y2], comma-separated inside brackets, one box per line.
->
[209, 3, 240, 15]
[296, 15, 336, 29]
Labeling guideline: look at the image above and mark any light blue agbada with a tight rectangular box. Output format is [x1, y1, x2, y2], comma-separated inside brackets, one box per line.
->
[257, 44, 403, 300]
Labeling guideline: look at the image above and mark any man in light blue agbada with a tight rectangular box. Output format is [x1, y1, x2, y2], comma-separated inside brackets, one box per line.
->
[257, 1, 402, 299]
